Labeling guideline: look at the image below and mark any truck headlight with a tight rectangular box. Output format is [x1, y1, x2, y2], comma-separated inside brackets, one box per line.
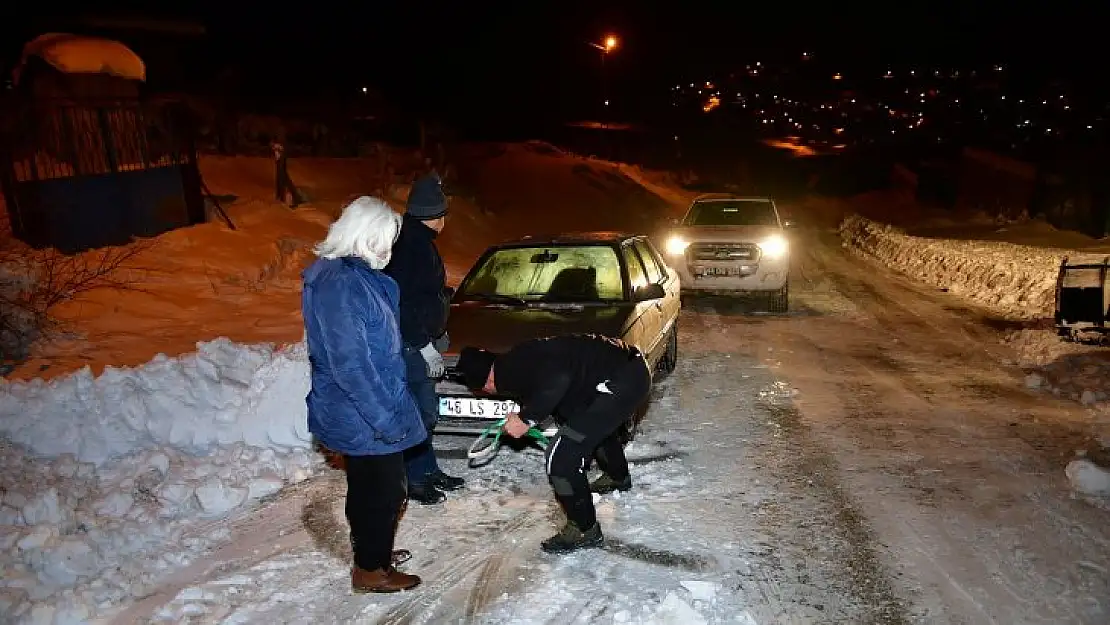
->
[760, 234, 788, 259]
[665, 236, 690, 256]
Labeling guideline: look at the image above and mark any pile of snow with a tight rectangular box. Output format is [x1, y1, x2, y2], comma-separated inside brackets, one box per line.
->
[1066, 458, 1110, 499]
[838, 214, 1068, 319]
[1020, 347, 1110, 413]
[0, 338, 312, 465]
[15, 33, 146, 83]
[0, 338, 321, 622]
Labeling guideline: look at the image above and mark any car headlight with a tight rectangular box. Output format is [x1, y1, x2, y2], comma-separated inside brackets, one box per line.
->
[665, 236, 690, 256]
[760, 234, 788, 259]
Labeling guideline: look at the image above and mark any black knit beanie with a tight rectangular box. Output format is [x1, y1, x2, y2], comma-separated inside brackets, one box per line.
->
[406, 172, 448, 220]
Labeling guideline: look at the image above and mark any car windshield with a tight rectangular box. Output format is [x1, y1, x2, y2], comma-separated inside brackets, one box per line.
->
[684, 200, 778, 226]
[460, 245, 624, 303]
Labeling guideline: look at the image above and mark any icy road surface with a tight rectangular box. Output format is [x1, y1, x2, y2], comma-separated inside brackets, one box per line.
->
[107, 230, 1110, 624]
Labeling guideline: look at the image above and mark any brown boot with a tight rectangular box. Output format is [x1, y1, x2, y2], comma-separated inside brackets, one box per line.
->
[351, 566, 421, 593]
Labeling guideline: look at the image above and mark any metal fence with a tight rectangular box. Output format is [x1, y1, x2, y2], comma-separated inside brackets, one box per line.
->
[1, 98, 205, 252]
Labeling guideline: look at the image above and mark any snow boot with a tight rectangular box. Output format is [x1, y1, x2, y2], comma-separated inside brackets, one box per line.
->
[541, 521, 604, 554]
[408, 482, 447, 505]
[589, 473, 632, 495]
[428, 469, 466, 491]
[351, 566, 421, 593]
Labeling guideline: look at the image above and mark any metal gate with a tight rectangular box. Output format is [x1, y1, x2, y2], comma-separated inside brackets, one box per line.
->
[0, 98, 205, 253]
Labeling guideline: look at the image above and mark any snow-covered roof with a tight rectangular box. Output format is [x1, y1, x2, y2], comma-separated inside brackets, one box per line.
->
[11, 33, 147, 85]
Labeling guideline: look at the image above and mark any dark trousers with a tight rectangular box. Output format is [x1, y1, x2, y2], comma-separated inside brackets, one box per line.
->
[402, 347, 442, 486]
[544, 355, 651, 529]
[345, 452, 407, 571]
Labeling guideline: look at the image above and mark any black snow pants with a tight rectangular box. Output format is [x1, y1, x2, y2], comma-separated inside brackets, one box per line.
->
[544, 351, 652, 529]
[345, 452, 407, 571]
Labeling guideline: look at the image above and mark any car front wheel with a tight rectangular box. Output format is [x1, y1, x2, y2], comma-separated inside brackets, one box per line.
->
[656, 323, 678, 377]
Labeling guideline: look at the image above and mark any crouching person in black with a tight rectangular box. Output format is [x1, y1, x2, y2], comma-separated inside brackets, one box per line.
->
[456, 334, 651, 553]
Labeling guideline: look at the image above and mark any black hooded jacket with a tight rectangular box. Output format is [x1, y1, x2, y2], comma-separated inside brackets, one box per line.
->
[384, 214, 450, 349]
[494, 334, 641, 426]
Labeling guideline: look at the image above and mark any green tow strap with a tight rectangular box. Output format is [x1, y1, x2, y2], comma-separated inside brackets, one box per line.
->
[466, 418, 550, 464]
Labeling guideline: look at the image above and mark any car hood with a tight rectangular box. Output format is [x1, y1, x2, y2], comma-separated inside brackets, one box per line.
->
[443, 302, 636, 357]
[672, 224, 783, 242]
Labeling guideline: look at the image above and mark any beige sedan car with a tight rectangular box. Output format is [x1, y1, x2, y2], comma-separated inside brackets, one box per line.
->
[435, 232, 681, 438]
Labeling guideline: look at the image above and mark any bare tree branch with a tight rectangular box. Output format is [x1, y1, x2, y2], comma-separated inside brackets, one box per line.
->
[0, 235, 158, 365]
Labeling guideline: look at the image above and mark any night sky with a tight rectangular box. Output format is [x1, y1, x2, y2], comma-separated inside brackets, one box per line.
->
[2, 1, 1102, 119]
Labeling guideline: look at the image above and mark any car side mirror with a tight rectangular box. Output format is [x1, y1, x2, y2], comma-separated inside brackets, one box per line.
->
[633, 283, 666, 302]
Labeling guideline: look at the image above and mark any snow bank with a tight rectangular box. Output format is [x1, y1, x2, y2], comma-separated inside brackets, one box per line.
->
[841, 214, 1110, 482]
[838, 214, 1068, 320]
[0, 338, 320, 623]
[0, 337, 312, 466]
[0, 439, 321, 623]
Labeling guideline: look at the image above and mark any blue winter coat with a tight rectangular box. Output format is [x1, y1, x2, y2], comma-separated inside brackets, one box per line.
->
[302, 256, 427, 456]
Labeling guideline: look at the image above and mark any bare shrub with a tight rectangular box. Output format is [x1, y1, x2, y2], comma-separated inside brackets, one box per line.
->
[0, 239, 150, 365]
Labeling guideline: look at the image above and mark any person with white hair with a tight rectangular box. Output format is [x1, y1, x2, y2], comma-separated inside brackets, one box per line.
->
[302, 196, 427, 593]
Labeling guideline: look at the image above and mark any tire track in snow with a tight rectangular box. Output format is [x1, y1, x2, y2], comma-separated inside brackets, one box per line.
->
[374, 507, 548, 625]
[679, 310, 912, 622]
[688, 228, 1110, 622]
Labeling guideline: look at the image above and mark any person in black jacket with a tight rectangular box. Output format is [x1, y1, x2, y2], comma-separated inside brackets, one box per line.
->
[455, 334, 651, 553]
[383, 172, 465, 505]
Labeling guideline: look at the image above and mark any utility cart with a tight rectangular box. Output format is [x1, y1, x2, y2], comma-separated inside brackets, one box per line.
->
[1054, 256, 1110, 340]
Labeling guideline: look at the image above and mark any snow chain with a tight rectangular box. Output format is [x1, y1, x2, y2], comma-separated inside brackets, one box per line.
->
[466, 418, 551, 465]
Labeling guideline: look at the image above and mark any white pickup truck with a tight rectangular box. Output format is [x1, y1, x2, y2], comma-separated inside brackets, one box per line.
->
[662, 194, 792, 312]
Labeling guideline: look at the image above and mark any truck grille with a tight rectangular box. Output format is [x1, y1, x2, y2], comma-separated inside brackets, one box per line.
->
[686, 243, 761, 263]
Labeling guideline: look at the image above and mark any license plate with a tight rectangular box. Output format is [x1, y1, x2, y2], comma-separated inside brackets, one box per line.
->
[695, 265, 745, 277]
[438, 397, 520, 418]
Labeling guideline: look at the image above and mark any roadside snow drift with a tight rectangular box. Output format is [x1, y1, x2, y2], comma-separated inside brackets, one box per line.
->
[0, 338, 312, 466]
[0, 339, 319, 622]
[840, 213, 1110, 476]
[838, 214, 1070, 320]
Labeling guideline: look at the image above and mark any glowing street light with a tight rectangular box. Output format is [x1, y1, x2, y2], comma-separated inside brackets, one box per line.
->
[586, 34, 619, 129]
[589, 35, 619, 53]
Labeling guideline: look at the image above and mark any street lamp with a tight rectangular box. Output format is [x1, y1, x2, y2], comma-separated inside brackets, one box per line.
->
[587, 34, 618, 118]
[589, 34, 618, 53]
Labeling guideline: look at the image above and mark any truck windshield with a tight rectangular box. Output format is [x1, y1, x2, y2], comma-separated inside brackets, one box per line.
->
[685, 200, 778, 226]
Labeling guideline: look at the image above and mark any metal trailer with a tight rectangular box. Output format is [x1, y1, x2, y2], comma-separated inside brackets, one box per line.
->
[1054, 256, 1110, 339]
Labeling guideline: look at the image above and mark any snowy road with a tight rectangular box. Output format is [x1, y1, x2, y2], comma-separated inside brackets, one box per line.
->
[106, 229, 1110, 624]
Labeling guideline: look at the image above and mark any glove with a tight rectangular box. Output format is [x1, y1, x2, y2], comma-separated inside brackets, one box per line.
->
[419, 342, 445, 379]
[433, 331, 450, 353]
